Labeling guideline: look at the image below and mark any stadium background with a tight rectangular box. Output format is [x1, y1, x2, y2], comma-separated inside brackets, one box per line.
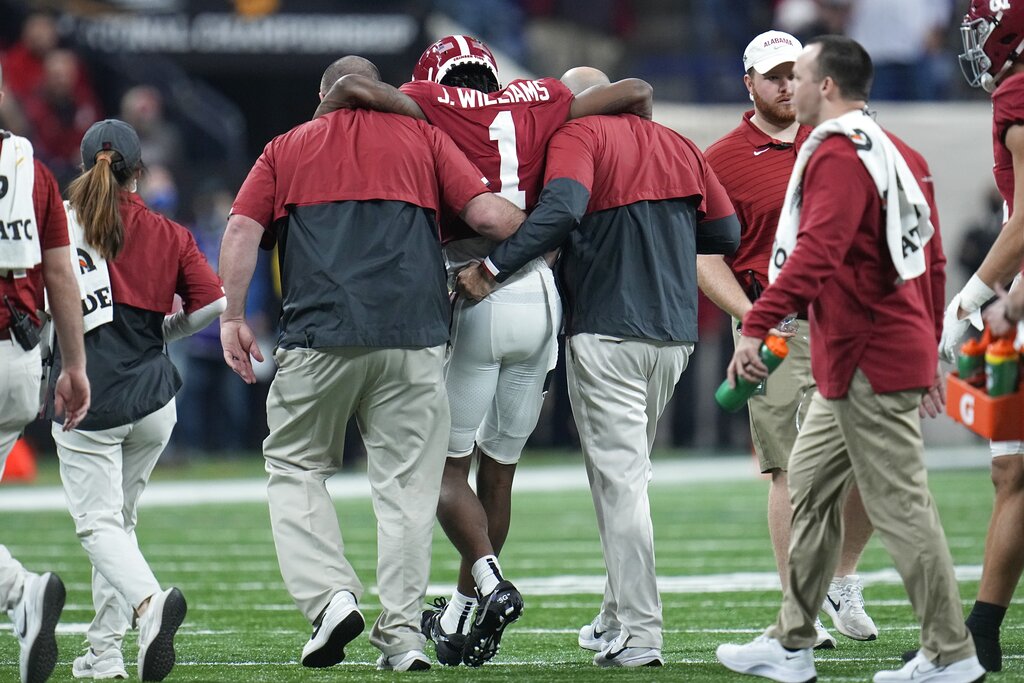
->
[0, 0, 996, 464]
[2, 2, 1019, 681]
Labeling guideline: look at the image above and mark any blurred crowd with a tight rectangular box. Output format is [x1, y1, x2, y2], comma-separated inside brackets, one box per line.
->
[450, 0, 965, 102]
[0, 1, 983, 459]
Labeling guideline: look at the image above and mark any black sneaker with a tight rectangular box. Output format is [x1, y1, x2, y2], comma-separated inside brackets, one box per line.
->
[462, 581, 524, 667]
[420, 598, 466, 666]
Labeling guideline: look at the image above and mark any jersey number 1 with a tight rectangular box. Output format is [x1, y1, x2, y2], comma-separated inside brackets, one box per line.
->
[488, 110, 527, 210]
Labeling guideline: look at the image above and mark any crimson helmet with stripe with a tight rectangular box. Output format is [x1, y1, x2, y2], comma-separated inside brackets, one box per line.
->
[412, 34, 499, 85]
[960, 0, 1024, 91]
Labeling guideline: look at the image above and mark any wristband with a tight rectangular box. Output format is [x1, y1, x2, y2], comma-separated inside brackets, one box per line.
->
[959, 274, 995, 313]
[481, 257, 500, 280]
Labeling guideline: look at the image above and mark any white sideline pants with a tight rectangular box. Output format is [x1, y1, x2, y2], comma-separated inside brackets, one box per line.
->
[0, 341, 41, 479]
[54, 399, 175, 653]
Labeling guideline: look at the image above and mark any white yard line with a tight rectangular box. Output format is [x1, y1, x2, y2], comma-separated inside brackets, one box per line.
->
[0, 447, 988, 512]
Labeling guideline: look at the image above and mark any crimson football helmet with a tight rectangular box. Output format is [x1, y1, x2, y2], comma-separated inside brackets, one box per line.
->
[411, 34, 499, 85]
[960, 0, 1024, 91]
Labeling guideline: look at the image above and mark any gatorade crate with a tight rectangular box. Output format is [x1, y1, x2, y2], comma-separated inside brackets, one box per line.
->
[946, 372, 1024, 441]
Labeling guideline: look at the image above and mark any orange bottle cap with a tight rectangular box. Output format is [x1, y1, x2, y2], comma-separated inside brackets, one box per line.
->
[986, 338, 1019, 360]
[765, 334, 789, 359]
[961, 337, 987, 355]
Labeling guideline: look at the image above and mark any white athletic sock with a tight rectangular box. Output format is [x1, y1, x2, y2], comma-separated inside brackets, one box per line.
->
[472, 554, 504, 597]
[439, 590, 476, 636]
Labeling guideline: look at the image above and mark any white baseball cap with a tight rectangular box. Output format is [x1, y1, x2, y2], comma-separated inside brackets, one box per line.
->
[743, 30, 802, 74]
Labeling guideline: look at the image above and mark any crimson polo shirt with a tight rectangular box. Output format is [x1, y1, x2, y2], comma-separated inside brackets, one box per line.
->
[704, 111, 811, 294]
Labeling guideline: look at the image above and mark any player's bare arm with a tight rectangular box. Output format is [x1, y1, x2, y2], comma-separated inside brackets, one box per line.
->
[943, 124, 1024, 359]
[313, 74, 426, 120]
[569, 78, 653, 121]
[972, 123, 1024, 296]
[984, 279, 1024, 336]
[218, 214, 266, 384]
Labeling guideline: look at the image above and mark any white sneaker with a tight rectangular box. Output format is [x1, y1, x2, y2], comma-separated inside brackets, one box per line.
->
[73, 648, 128, 680]
[716, 634, 816, 683]
[823, 575, 879, 641]
[814, 618, 837, 650]
[376, 649, 431, 671]
[137, 587, 187, 682]
[874, 652, 986, 682]
[301, 590, 365, 668]
[578, 615, 619, 652]
[593, 633, 664, 668]
[8, 572, 65, 683]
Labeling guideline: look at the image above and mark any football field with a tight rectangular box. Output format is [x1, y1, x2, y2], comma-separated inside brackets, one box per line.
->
[0, 454, 1015, 682]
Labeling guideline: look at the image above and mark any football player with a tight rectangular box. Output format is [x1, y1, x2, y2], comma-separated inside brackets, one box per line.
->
[936, 0, 1024, 672]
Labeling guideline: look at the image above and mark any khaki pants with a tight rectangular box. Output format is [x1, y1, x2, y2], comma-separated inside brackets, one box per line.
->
[0, 545, 25, 611]
[768, 370, 974, 664]
[264, 345, 448, 656]
[567, 334, 692, 650]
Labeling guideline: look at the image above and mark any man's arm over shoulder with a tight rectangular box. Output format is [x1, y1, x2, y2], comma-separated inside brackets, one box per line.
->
[570, 78, 653, 121]
[313, 75, 425, 120]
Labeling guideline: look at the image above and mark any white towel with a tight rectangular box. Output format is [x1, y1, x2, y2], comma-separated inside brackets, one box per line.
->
[769, 109, 933, 285]
[63, 200, 113, 333]
[0, 133, 41, 274]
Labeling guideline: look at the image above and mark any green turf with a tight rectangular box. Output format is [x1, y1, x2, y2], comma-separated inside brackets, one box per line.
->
[0, 466, 1013, 682]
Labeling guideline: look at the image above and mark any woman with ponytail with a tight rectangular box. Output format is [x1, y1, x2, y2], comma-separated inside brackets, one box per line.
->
[52, 119, 225, 682]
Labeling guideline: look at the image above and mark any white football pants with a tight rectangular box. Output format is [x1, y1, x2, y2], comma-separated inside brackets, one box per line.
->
[446, 259, 560, 463]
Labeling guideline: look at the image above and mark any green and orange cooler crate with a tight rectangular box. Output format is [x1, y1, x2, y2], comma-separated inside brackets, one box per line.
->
[946, 328, 1024, 441]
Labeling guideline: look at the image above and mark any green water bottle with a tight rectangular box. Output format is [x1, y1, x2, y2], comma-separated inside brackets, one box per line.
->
[986, 339, 1020, 397]
[715, 335, 790, 412]
[957, 334, 989, 386]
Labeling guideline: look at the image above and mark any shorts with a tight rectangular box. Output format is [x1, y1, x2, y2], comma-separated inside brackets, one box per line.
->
[733, 322, 814, 473]
[446, 260, 560, 464]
